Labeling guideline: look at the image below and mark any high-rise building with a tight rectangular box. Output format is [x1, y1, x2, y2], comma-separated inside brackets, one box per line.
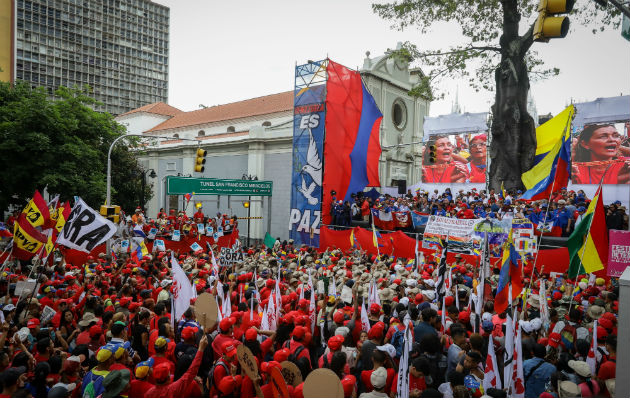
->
[0, 0, 169, 115]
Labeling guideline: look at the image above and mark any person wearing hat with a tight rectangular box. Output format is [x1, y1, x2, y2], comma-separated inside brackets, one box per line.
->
[151, 336, 175, 376]
[283, 325, 312, 370]
[359, 366, 389, 398]
[102, 369, 131, 398]
[557, 380, 580, 398]
[81, 343, 118, 397]
[211, 317, 242, 360]
[129, 359, 155, 397]
[208, 340, 240, 397]
[568, 359, 601, 397]
[145, 334, 208, 397]
[360, 348, 396, 394]
[597, 335, 616, 383]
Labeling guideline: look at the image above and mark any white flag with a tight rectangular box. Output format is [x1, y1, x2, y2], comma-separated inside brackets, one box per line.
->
[360, 300, 371, 332]
[396, 314, 413, 398]
[171, 255, 195, 321]
[308, 269, 316, 332]
[267, 292, 277, 331]
[504, 315, 514, 390]
[56, 197, 117, 253]
[222, 291, 232, 318]
[586, 319, 597, 375]
[512, 323, 525, 397]
[483, 335, 502, 391]
[329, 275, 337, 298]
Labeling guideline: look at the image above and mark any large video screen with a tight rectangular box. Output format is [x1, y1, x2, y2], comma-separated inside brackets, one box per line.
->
[571, 122, 630, 185]
[421, 133, 487, 183]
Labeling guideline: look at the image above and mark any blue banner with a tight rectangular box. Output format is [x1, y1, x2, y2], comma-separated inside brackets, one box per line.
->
[411, 211, 430, 228]
[288, 60, 327, 247]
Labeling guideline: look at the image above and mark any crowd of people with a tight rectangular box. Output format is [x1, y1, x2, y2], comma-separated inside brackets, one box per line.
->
[331, 186, 629, 235]
[0, 190, 621, 398]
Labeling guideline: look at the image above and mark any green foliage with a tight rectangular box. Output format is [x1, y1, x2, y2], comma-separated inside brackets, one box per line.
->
[373, 0, 620, 98]
[0, 82, 152, 214]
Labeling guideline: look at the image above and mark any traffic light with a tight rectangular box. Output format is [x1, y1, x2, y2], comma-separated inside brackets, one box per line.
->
[194, 148, 206, 173]
[243, 201, 250, 208]
[428, 145, 437, 163]
[533, 0, 575, 42]
[100, 205, 120, 223]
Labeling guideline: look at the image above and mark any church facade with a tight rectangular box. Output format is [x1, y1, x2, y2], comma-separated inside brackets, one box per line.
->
[115, 47, 430, 241]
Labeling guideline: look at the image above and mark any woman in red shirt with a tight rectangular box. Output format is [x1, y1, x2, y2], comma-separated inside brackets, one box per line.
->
[572, 124, 630, 184]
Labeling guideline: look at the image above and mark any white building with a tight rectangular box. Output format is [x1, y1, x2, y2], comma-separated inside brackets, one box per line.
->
[115, 48, 430, 241]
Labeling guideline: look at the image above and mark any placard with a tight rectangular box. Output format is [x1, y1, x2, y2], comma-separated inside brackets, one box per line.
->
[340, 285, 353, 304]
[40, 305, 56, 324]
[423, 216, 482, 254]
[172, 230, 181, 242]
[303, 368, 344, 398]
[205, 225, 214, 236]
[608, 229, 630, 277]
[195, 292, 218, 329]
[236, 344, 259, 381]
[190, 242, 202, 253]
[154, 239, 165, 252]
[269, 364, 289, 398]
[120, 240, 129, 253]
[14, 280, 39, 297]
[280, 361, 303, 386]
[147, 228, 158, 240]
[219, 247, 244, 266]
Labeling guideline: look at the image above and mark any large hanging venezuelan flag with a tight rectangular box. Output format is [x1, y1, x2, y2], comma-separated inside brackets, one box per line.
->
[521, 105, 574, 200]
[322, 60, 382, 224]
[567, 185, 608, 278]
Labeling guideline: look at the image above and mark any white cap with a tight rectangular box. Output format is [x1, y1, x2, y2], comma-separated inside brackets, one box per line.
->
[424, 279, 435, 288]
[371, 367, 388, 390]
[376, 344, 396, 359]
[399, 297, 409, 307]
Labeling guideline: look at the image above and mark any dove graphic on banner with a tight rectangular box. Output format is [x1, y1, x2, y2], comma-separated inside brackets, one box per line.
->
[301, 128, 322, 187]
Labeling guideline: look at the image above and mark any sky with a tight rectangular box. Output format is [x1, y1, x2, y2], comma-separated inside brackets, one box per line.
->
[152, 0, 629, 118]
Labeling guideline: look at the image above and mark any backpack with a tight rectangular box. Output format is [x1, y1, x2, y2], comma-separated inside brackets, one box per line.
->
[391, 325, 406, 358]
[82, 372, 106, 398]
[560, 323, 577, 352]
[207, 360, 228, 392]
[285, 342, 306, 364]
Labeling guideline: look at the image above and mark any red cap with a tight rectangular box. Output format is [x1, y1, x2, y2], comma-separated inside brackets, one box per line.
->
[218, 375, 242, 395]
[219, 317, 235, 332]
[266, 279, 275, 288]
[327, 335, 344, 352]
[333, 311, 345, 324]
[444, 296, 455, 307]
[222, 341, 237, 358]
[181, 326, 198, 341]
[27, 318, 40, 329]
[273, 348, 291, 363]
[292, 326, 306, 340]
[369, 304, 381, 314]
[89, 325, 102, 338]
[548, 332, 561, 348]
[245, 328, 258, 342]
[368, 321, 385, 340]
[298, 299, 309, 309]
[153, 363, 170, 382]
[598, 317, 613, 331]
[596, 325, 608, 340]
[458, 311, 470, 324]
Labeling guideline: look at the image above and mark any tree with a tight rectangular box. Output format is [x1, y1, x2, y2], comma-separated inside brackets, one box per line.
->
[0, 82, 151, 215]
[373, 0, 620, 191]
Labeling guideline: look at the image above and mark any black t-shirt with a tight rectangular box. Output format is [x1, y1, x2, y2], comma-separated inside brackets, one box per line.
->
[131, 324, 149, 360]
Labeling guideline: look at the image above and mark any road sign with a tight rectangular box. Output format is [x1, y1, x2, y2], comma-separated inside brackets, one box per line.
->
[166, 176, 273, 196]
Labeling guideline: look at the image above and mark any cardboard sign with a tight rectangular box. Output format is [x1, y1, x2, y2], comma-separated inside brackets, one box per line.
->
[120, 240, 130, 253]
[205, 225, 214, 236]
[303, 368, 344, 398]
[190, 242, 202, 253]
[219, 247, 244, 266]
[269, 364, 289, 398]
[194, 292, 218, 329]
[236, 344, 258, 381]
[14, 280, 39, 297]
[40, 305, 56, 324]
[340, 285, 353, 304]
[154, 239, 166, 252]
[172, 230, 181, 241]
[147, 228, 158, 240]
[280, 361, 303, 386]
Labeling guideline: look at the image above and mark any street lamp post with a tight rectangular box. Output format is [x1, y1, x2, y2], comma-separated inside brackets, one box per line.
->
[140, 169, 157, 213]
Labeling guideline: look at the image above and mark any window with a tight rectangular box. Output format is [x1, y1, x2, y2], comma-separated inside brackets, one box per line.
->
[392, 98, 407, 131]
[173, 133, 179, 138]
[197, 130, 205, 137]
[227, 126, 235, 133]
[262, 121, 271, 127]
[166, 162, 176, 171]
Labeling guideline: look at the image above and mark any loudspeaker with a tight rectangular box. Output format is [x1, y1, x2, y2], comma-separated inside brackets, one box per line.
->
[397, 180, 407, 195]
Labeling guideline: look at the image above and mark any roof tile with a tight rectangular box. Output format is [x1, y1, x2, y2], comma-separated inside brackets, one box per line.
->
[118, 102, 183, 118]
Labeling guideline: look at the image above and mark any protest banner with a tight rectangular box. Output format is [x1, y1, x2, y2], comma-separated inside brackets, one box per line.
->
[237, 344, 259, 381]
[153, 239, 165, 252]
[423, 215, 481, 254]
[303, 368, 344, 398]
[280, 361, 303, 386]
[190, 242, 202, 253]
[218, 246, 244, 266]
[14, 280, 39, 297]
[56, 198, 117, 253]
[608, 229, 630, 277]
[147, 228, 157, 240]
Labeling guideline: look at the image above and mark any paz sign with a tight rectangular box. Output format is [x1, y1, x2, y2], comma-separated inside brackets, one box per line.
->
[166, 176, 273, 196]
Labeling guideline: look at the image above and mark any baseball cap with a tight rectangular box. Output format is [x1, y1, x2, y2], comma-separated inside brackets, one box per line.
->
[371, 367, 388, 390]
[181, 326, 198, 341]
[154, 336, 170, 349]
[96, 343, 119, 363]
[89, 325, 102, 338]
[152, 363, 170, 382]
[134, 359, 154, 379]
[27, 318, 40, 329]
[327, 335, 344, 352]
[222, 341, 237, 359]
[369, 304, 381, 314]
[548, 332, 562, 348]
[273, 348, 291, 363]
[245, 328, 258, 342]
[219, 317, 235, 332]
[292, 326, 306, 340]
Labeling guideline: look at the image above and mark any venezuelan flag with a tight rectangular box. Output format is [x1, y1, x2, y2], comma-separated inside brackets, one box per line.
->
[521, 105, 574, 200]
[567, 185, 608, 278]
[494, 233, 523, 314]
[134, 240, 149, 260]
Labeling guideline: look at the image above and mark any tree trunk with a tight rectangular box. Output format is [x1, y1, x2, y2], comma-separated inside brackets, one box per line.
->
[489, 0, 537, 192]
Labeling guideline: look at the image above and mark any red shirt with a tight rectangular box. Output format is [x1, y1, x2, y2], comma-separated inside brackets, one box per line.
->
[129, 379, 154, 398]
[360, 368, 396, 393]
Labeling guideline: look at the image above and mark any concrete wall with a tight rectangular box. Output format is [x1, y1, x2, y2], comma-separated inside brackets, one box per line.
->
[263, 151, 292, 240]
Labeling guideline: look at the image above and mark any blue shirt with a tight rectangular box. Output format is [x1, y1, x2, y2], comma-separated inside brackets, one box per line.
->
[523, 357, 556, 398]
